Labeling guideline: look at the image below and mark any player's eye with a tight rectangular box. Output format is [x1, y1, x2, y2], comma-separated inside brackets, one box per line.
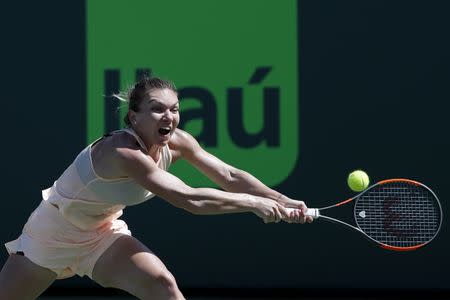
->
[151, 106, 164, 113]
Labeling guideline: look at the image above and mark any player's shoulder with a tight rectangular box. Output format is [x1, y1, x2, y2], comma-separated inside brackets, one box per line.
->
[102, 131, 145, 162]
[169, 129, 202, 160]
[169, 129, 197, 149]
[91, 131, 148, 177]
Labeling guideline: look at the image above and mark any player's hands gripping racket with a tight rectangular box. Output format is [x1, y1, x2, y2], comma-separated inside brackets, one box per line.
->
[287, 179, 442, 251]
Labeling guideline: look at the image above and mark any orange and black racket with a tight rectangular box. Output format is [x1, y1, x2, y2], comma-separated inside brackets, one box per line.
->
[288, 179, 442, 251]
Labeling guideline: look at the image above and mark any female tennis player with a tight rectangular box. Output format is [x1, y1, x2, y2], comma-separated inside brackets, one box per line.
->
[0, 76, 312, 300]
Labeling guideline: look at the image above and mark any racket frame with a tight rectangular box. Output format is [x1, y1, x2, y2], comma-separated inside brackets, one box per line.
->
[304, 178, 443, 251]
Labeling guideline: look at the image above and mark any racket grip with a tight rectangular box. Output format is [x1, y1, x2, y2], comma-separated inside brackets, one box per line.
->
[285, 208, 320, 219]
[306, 208, 320, 219]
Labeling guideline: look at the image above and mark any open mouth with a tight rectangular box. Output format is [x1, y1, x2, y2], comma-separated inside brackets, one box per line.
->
[158, 127, 171, 136]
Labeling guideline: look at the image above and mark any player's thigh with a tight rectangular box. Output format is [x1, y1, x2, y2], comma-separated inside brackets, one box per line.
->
[0, 253, 57, 300]
[92, 235, 181, 294]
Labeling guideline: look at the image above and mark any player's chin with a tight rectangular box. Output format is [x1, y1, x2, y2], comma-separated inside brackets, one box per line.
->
[156, 133, 172, 145]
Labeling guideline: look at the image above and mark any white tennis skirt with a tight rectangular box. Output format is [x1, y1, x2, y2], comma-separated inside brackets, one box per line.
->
[5, 199, 131, 279]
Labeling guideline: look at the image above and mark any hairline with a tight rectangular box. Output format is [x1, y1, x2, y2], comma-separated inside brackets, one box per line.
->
[147, 99, 180, 107]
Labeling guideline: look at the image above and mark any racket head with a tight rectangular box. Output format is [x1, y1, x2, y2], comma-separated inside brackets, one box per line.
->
[353, 179, 442, 251]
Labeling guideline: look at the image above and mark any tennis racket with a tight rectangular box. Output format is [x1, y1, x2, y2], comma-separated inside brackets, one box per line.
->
[287, 179, 442, 251]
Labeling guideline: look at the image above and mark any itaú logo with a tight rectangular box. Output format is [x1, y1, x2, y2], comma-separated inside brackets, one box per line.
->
[87, 67, 298, 187]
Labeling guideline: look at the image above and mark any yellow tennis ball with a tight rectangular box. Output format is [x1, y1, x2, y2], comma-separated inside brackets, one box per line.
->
[347, 170, 370, 192]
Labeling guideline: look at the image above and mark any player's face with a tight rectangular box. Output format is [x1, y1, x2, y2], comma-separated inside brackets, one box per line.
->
[130, 88, 180, 147]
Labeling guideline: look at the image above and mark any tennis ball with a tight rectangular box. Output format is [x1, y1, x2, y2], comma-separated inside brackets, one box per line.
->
[347, 170, 370, 192]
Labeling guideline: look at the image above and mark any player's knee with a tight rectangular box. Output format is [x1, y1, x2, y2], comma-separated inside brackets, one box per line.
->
[94, 265, 182, 299]
[153, 270, 181, 298]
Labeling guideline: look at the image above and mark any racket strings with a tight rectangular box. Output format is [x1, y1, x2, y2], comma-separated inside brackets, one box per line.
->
[354, 182, 441, 247]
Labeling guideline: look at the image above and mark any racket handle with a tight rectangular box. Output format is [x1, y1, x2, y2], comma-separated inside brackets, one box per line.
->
[306, 208, 320, 218]
[285, 208, 320, 219]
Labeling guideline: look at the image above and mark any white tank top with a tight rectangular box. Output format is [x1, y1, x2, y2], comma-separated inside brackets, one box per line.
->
[42, 128, 172, 230]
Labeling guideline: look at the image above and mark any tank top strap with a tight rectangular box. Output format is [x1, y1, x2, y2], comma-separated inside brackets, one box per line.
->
[121, 128, 172, 168]
[120, 128, 148, 152]
[160, 143, 172, 170]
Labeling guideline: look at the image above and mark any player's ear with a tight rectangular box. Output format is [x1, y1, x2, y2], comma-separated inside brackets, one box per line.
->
[128, 110, 137, 124]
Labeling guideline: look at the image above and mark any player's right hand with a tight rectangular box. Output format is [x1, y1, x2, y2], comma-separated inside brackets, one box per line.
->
[285, 207, 314, 224]
[252, 196, 289, 223]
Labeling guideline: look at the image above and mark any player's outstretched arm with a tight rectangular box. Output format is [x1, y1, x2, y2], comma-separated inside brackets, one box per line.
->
[115, 144, 288, 223]
[169, 129, 312, 223]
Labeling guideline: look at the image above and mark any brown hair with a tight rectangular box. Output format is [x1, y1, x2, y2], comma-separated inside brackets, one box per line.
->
[115, 76, 177, 126]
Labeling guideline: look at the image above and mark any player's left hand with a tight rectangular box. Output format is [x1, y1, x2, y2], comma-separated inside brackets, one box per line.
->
[276, 195, 314, 223]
